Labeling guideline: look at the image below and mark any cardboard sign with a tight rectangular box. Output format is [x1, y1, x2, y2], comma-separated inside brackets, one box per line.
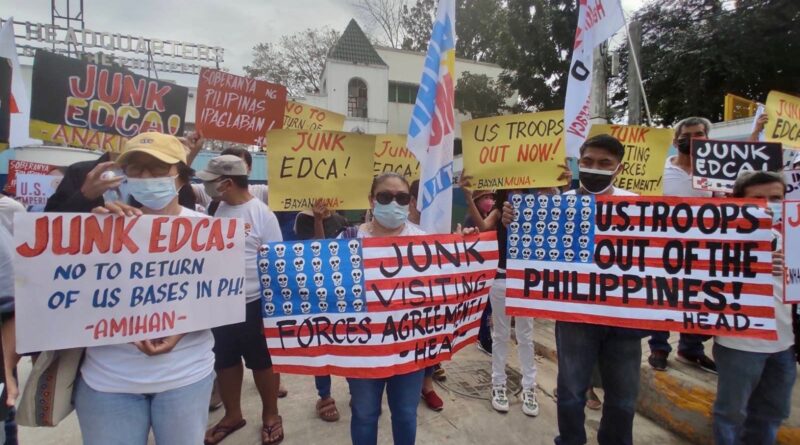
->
[196, 68, 287, 145]
[373, 134, 420, 180]
[259, 232, 499, 378]
[283, 101, 345, 131]
[505, 194, 776, 339]
[13, 213, 246, 353]
[0, 57, 10, 151]
[3, 159, 57, 195]
[29, 50, 188, 152]
[462, 111, 566, 190]
[784, 200, 800, 303]
[266, 130, 374, 211]
[587, 124, 672, 195]
[785, 169, 800, 200]
[691, 139, 783, 193]
[765, 91, 800, 148]
[15, 173, 61, 209]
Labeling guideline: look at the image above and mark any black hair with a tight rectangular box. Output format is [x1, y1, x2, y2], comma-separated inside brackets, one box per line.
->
[409, 179, 420, 200]
[731, 171, 786, 198]
[177, 162, 194, 183]
[370, 172, 410, 197]
[220, 175, 249, 189]
[220, 147, 253, 169]
[579, 134, 625, 162]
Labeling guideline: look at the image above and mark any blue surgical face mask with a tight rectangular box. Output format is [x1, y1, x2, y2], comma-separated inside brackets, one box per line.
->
[767, 201, 782, 226]
[373, 201, 409, 229]
[126, 176, 178, 210]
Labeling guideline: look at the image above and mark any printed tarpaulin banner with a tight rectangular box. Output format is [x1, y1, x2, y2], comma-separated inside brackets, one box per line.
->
[461, 111, 567, 190]
[259, 232, 499, 378]
[691, 138, 783, 193]
[3, 159, 58, 195]
[505, 194, 776, 340]
[29, 50, 188, 152]
[13, 213, 246, 353]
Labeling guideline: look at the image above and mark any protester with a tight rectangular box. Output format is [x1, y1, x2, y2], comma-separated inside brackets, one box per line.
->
[197, 155, 284, 445]
[0, 195, 25, 233]
[712, 171, 796, 445]
[192, 146, 269, 213]
[293, 199, 347, 423]
[76, 133, 215, 445]
[341, 172, 426, 445]
[648, 117, 717, 373]
[0, 224, 19, 445]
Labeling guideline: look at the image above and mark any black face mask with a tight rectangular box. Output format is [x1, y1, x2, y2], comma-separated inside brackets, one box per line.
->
[676, 138, 691, 155]
[578, 168, 616, 194]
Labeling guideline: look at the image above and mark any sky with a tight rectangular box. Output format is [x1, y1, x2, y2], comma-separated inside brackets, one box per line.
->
[6, 0, 645, 77]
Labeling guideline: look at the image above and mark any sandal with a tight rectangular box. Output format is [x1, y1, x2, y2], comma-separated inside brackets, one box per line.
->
[262, 416, 284, 445]
[586, 389, 602, 411]
[204, 419, 246, 445]
[316, 397, 340, 422]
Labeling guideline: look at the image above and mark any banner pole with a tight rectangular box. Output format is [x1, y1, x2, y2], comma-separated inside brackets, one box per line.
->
[622, 13, 652, 125]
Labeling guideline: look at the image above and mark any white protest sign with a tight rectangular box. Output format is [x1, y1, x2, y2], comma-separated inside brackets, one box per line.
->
[785, 169, 800, 200]
[784, 200, 800, 303]
[15, 173, 61, 210]
[13, 213, 246, 353]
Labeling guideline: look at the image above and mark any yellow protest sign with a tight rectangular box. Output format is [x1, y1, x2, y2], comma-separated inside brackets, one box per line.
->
[283, 101, 346, 131]
[461, 111, 566, 190]
[587, 124, 672, 195]
[765, 91, 800, 148]
[266, 130, 374, 211]
[373, 134, 420, 181]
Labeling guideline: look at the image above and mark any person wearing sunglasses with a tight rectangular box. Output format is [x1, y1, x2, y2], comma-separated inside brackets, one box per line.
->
[339, 172, 425, 445]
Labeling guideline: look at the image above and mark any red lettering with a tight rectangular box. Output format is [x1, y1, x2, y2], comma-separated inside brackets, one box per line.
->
[68, 65, 96, 99]
[148, 217, 169, 253]
[16, 216, 50, 257]
[168, 218, 192, 252]
[81, 215, 113, 253]
[97, 69, 123, 104]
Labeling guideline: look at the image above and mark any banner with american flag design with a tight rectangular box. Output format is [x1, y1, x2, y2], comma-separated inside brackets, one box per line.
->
[506, 194, 777, 340]
[259, 232, 498, 378]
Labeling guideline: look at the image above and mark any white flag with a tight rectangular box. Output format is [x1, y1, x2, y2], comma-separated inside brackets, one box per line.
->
[0, 19, 37, 147]
[564, 0, 624, 158]
[406, 0, 456, 234]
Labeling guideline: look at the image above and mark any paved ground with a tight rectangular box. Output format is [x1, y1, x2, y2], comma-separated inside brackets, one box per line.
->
[18, 340, 685, 445]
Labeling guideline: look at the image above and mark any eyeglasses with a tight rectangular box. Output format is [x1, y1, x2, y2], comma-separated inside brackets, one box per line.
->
[374, 191, 411, 206]
[123, 161, 172, 177]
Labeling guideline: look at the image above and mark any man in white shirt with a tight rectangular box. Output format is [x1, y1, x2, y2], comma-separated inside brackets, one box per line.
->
[648, 117, 717, 374]
[197, 156, 285, 445]
[191, 147, 268, 212]
[713, 171, 796, 445]
[0, 195, 25, 233]
[555, 134, 644, 445]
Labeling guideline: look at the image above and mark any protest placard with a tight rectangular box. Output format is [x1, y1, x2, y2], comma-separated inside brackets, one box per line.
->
[461, 111, 566, 190]
[196, 68, 286, 146]
[692, 139, 783, 193]
[587, 124, 672, 195]
[765, 91, 800, 148]
[29, 50, 188, 152]
[505, 194, 776, 339]
[259, 231, 499, 378]
[3, 159, 58, 195]
[266, 130, 375, 211]
[15, 173, 61, 210]
[784, 200, 800, 303]
[13, 213, 246, 353]
[0, 57, 10, 151]
[283, 101, 346, 131]
[373, 134, 420, 180]
[785, 169, 800, 200]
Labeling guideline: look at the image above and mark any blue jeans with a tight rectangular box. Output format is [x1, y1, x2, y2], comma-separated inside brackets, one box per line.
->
[74, 372, 214, 445]
[648, 331, 708, 357]
[316, 375, 332, 399]
[555, 321, 642, 445]
[347, 370, 425, 445]
[713, 344, 797, 445]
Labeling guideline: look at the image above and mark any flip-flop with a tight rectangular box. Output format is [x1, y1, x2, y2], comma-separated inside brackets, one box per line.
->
[204, 419, 247, 445]
[262, 416, 284, 445]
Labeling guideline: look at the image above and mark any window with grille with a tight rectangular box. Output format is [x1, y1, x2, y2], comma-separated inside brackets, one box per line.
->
[348, 78, 368, 118]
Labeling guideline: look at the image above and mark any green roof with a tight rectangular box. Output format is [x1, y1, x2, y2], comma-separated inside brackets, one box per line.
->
[328, 19, 387, 66]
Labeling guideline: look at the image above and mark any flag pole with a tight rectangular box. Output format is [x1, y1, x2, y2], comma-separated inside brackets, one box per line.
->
[622, 12, 652, 125]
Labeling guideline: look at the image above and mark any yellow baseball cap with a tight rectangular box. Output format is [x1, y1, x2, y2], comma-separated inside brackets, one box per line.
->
[117, 132, 187, 165]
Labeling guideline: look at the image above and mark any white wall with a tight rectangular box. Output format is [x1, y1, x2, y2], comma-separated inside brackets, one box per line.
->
[322, 59, 389, 133]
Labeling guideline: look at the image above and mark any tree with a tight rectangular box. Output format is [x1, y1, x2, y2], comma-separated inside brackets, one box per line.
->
[495, 0, 578, 111]
[611, 0, 800, 125]
[400, 0, 507, 63]
[455, 72, 514, 118]
[351, 0, 407, 48]
[244, 27, 340, 96]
